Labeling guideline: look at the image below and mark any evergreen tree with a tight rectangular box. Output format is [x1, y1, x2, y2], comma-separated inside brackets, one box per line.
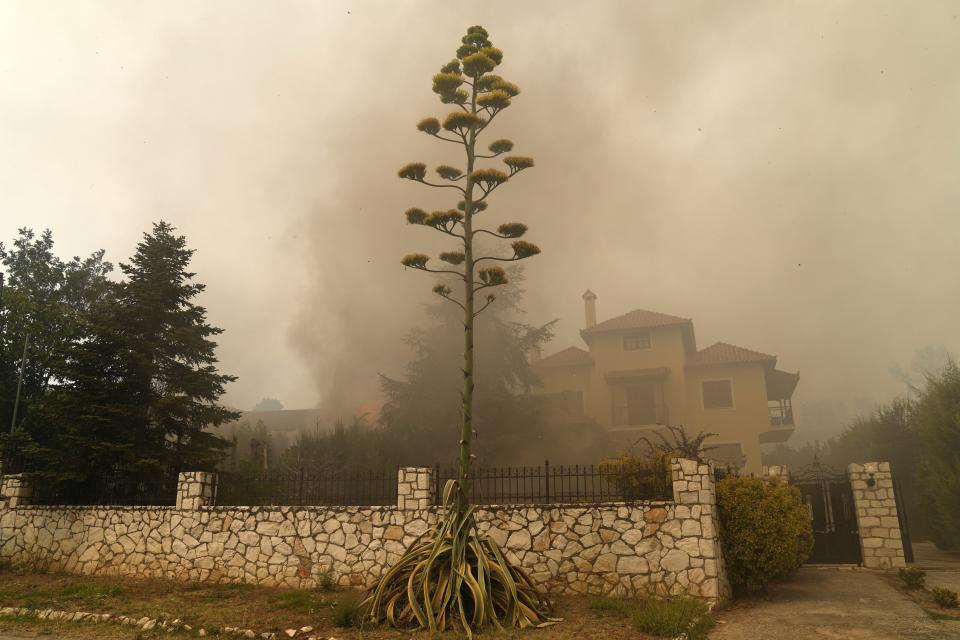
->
[5, 222, 239, 491]
[366, 26, 555, 634]
[912, 360, 960, 550]
[113, 221, 239, 472]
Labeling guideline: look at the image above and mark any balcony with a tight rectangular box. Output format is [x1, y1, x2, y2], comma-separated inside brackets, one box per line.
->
[769, 401, 794, 426]
[761, 400, 796, 444]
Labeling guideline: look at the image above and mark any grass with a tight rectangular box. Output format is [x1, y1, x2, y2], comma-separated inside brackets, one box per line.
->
[591, 596, 715, 640]
[267, 589, 334, 615]
[882, 572, 960, 622]
[0, 570, 692, 639]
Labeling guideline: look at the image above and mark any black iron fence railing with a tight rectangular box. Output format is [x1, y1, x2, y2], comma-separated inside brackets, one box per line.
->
[216, 468, 398, 507]
[31, 468, 180, 507]
[434, 459, 672, 506]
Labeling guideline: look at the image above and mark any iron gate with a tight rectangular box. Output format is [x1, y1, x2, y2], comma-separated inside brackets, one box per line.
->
[792, 459, 862, 564]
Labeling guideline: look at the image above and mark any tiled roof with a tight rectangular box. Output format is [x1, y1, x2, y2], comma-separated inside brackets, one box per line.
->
[535, 346, 594, 368]
[688, 342, 776, 366]
[582, 308, 691, 335]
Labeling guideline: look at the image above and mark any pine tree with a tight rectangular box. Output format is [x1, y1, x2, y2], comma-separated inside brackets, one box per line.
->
[114, 221, 239, 473]
[365, 26, 555, 634]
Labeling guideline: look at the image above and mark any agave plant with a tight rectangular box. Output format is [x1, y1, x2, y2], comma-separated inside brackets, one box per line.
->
[363, 482, 557, 634]
[363, 25, 554, 635]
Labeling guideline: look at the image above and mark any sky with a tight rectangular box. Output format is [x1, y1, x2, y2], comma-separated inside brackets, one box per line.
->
[2, 1, 959, 440]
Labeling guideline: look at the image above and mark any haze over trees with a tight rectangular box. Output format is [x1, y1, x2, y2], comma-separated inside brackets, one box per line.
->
[765, 360, 960, 550]
[275, 276, 555, 472]
[0, 223, 238, 493]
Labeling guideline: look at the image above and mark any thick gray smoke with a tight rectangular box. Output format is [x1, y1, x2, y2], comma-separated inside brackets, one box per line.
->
[3, 1, 959, 441]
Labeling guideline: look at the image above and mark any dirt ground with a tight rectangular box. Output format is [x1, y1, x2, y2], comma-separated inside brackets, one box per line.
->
[711, 566, 960, 640]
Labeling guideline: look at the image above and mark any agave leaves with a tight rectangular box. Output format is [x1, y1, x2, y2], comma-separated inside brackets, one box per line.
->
[362, 482, 557, 637]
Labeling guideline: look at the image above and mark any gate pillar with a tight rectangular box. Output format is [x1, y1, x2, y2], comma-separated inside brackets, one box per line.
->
[847, 462, 906, 569]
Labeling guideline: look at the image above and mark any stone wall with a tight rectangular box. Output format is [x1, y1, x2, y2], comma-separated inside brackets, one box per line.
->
[0, 460, 729, 602]
[0, 474, 32, 508]
[848, 462, 906, 569]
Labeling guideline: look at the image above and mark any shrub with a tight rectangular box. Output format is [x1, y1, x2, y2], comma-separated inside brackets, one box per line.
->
[932, 587, 959, 609]
[318, 566, 337, 592]
[716, 476, 814, 595]
[332, 594, 361, 627]
[898, 567, 926, 590]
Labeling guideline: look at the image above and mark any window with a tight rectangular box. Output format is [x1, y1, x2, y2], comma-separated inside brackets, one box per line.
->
[702, 379, 733, 409]
[622, 332, 651, 351]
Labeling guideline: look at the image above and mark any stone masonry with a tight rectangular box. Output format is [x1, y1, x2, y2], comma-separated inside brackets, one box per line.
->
[848, 461, 906, 569]
[0, 474, 33, 508]
[0, 459, 729, 602]
[396, 467, 433, 510]
[176, 472, 218, 511]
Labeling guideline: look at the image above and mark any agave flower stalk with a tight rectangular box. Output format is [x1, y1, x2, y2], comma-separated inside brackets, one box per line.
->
[365, 25, 552, 635]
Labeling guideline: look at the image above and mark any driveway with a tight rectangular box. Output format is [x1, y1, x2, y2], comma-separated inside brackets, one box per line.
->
[711, 567, 960, 639]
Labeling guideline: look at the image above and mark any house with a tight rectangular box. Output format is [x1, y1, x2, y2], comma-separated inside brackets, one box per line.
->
[532, 291, 799, 473]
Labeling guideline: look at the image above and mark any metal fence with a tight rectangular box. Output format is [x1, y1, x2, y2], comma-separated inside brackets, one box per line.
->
[216, 468, 398, 507]
[434, 459, 673, 506]
[31, 468, 180, 507]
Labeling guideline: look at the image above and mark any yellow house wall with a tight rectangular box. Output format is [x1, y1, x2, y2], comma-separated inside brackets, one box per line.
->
[683, 362, 769, 474]
[580, 325, 690, 428]
[535, 328, 775, 473]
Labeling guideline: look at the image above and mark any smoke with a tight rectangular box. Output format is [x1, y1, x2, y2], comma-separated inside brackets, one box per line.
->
[3, 1, 960, 439]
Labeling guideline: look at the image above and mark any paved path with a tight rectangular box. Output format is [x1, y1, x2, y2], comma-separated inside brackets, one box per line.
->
[711, 567, 960, 639]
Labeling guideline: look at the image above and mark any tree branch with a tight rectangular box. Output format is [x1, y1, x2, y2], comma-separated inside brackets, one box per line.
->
[473, 297, 496, 317]
[431, 133, 464, 144]
[474, 255, 517, 264]
[438, 291, 467, 311]
[409, 265, 466, 278]
[473, 229, 511, 239]
[472, 281, 508, 295]
[418, 180, 467, 194]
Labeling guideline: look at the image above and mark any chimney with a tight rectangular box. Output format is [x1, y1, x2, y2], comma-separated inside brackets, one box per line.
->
[582, 289, 597, 329]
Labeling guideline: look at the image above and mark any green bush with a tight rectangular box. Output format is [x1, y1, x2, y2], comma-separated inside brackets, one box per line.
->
[716, 476, 814, 595]
[932, 587, 959, 609]
[631, 598, 713, 639]
[332, 594, 361, 627]
[898, 567, 926, 590]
